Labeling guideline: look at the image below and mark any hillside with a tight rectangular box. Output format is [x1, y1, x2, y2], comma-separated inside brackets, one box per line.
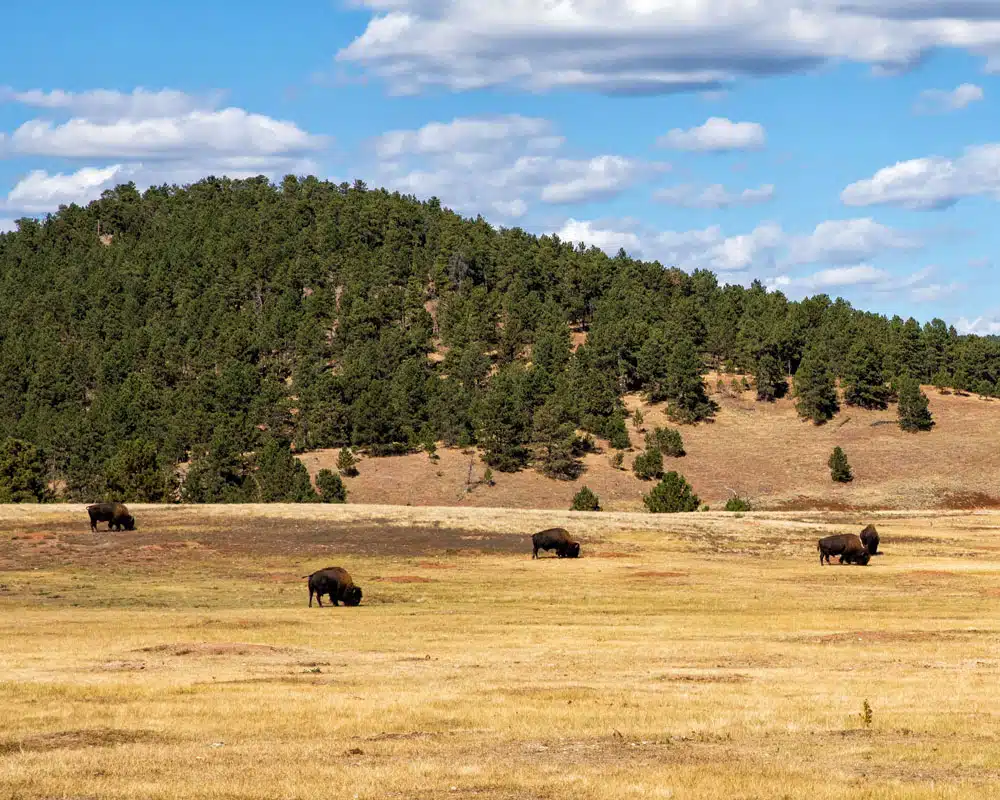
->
[1, 176, 999, 507]
[299, 377, 1000, 511]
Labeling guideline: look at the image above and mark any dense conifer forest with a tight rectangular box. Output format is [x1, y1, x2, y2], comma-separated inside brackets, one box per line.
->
[0, 176, 997, 502]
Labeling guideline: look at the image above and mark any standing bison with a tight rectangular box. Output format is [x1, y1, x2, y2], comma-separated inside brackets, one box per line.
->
[87, 502, 136, 532]
[818, 533, 870, 566]
[859, 524, 880, 556]
[531, 528, 581, 559]
[304, 566, 363, 607]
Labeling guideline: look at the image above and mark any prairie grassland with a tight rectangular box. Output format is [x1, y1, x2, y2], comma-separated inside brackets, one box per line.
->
[1, 505, 999, 799]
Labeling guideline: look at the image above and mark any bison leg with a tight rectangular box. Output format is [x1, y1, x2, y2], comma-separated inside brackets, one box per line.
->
[309, 588, 314, 608]
[532, 546, 538, 559]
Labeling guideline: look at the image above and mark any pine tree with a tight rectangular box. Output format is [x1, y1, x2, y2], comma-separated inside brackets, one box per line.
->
[337, 447, 359, 476]
[632, 447, 664, 481]
[104, 438, 175, 502]
[663, 337, 715, 423]
[643, 471, 701, 513]
[570, 486, 601, 511]
[828, 446, 853, 483]
[753, 352, 787, 402]
[0, 438, 49, 503]
[897, 376, 934, 432]
[932, 369, 952, 394]
[604, 411, 631, 450]
[645, 427, 685, 457]
[843, 342, 889, 410]
[252, 438, 319, 502]
[474, 366, 531, 472]
[794, 349, 840, 424]
[316, 469, 347, 503]
[532, 400, 581, 480]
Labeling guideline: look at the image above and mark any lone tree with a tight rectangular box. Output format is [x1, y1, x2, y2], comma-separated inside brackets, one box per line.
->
[316, 469, 347, 503]
[337, 447, 359, 476]
[828, 446, 853, 483]
[794, 349, 840, 424]
[632, 447, 664, 481]
[570, 486, 601, 511]
[897, 376, 934, 432]
[643, 471, 701, 513]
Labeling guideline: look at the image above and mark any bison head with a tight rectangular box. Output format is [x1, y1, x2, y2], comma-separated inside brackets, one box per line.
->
[344, 586, 363, 607]
[858, 551, 871, 566]
[566, 542, 581, 558]
[123, 515, 136, 531]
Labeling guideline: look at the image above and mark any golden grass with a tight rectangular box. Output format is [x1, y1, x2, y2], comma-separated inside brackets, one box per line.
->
[1, 505, 999, 798]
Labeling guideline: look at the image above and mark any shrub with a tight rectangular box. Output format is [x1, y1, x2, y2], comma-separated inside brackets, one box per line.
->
[337, 447, 359, 476]
[570, 486, 601, 511]
[482, 468, 495, 486]
[632, 447, 664, 481]
[316, 469, 347, 503]
[632, 409, 644, 431]
[932, 370, 952, 394]
[610, 451, 625, 470]
[643, 471, 701, 513]
[605, 412, 632, 450]
[828, 446, 853, 483]
[724, 495, 752, 512]
[645, 426, 685, 457]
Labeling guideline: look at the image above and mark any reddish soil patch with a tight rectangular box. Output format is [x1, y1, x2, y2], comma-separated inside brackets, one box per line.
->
[771, 497, 862, 512]
[935, 492, 1000, 510]
[0, 728, 163, 755]
[633, 571, 686, 579]
[371, 575, 436, 584]
[981, 589, 1000, 598]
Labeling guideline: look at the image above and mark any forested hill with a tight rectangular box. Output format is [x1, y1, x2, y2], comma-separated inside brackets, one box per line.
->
[0, 176, 997, 503]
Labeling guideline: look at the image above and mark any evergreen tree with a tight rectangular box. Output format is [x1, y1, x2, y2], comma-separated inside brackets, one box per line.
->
[604, 410, 631, 450]
[474, 365, 530, 472]
[897, 376, 934, 432]
[0, 438, 49, 503]
[104, 438, 175, 502]
[316, 469, 347, 503]
[663, 337, 715, 423]
[570, 486, 601, 511]
[828, 446, 853, 483]
[632, 447, 664, 480]
[794, 349, 840, 424]
[645, 426, 685, 457]
[337, 447, 359, 476]
[724, 495, 752, 512]
[843, 341, 889, 410]
[643, 471, 700, 513]
[532, 400, 581, 480]
[251, 438, 319, 502]
[753, 352, 787, 402]
[932, 369, 952, 394]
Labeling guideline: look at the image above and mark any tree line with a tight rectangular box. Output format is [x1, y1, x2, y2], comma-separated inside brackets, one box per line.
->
[0, 175, 992, 502]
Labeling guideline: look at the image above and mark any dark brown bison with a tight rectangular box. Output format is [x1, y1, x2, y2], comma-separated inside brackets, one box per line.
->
[87, 502, 135, 532]
[859, 524, 880, 556]
[818, 533, 870, 566]
[531, 528, 580, 559]
[304, 566, 363, 607]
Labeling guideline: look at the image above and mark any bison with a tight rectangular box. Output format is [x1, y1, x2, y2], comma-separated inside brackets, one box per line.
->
[531, 528, 581, 559]
[859, 524, 880, 556]
[87, 502, 136, 532]
[818, 533, 870, 566]
[304, 566, 363, 607]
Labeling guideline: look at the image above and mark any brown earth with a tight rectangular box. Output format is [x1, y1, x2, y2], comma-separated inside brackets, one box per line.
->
[297, 377, 1000, 512]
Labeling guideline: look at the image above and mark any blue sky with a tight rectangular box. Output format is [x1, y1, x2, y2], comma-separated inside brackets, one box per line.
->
[1, 1, 999, 332]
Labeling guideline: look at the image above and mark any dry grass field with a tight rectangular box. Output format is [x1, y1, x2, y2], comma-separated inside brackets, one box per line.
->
[1, 504, 999, 799]
[297, 379, 1000, 512]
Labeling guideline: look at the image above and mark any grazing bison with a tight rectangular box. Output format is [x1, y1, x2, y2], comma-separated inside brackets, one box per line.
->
[531, 528, 581, 559]
[859, 524, 880, 556]
[818, 533, 870, 566]
[304, 566, 363, 607]
[87, 502, 135, 532]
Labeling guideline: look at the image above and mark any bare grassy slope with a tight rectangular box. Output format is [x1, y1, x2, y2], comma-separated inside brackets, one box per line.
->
[299, 381, 1000, 511]
[1, 505, 999, 799]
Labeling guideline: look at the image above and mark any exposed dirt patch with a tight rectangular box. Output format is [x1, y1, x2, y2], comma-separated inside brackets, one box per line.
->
[935, 492, 1000, 510]
[593, 552, 634, 559]
[135, 642, 288, 657]
[771, 497, 863, 512]
[807, 629, 993, 645]
[982, 588, 1000, 598]
[94, 660, 147, 672]
[365, 731, 439, 742]
[0, 728, 163, 756]
[633, 571, 686, 579]
[909, 570, 959, 578]
[371, 575, 436, 584]
[656, 672, 751, 684]
[418, 562, 457, 569]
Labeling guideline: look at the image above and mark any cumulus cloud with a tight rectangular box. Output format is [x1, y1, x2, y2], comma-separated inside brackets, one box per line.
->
[658, 118, 766, 152]
[7, 108, 326, 160]
[841, 143, 1000, 209]
[786, 217, 922, 264]
[955, 316, 1000, 335]
[914, 83, 984, 114]
[369, 115, 662, 220]
[765, 263, 956, 301]
[0, 86, 223, 121]
[0, 218, 18, 234]
[337, 1, 1000, 95]
[653, 182, 774, 208]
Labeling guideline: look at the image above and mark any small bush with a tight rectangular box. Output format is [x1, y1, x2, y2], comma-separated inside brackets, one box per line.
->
[724, 495, 752, 512]
[424, 440, 439, 461]
[643, 471, 701, 513]
[828, 446, 853, 483]
[572, 433, 598, 455]
[645, 426, 685, 457]
[632, 448, 664, 481]
[570, 486, 601, 511]
[632, 409, 644, 431]
[730, 377, 742, 395]
[605, 412, 632, 450]
[337, 447, 359, 476]
[316, 469, 347, 503]
[482, 468, 495, 486]
[859, 699, 873, 729]
[610, 450, 625, 470]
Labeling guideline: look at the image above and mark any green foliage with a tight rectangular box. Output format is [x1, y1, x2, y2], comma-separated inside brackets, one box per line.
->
[843, 342, 889, 410]
[337, 447, 359, 477]
[663, 338, 716, 424]
[104, 438, 175, 502]
[474, 365, 531, 472]
[794, 349, 840, 425]
[570, 486, 601, 511]
[632, 447, 664, 481]
[482, 467, 494, 486]
[632, 409, 644, 431]
[753, 353, 787, 402]
[251, 438, 319, 502]
[532, 399, 582, 480]
[724, 495, 752, 512]
[645, 426, 685, 457]
[604, 411, 632, 450]
[860, 699, 873, 730]
[897, 376, 934, 432]
[828, 446, 853, 483]
[610, 450, 625, 470]
[643, 471, 701, 513]
[0, 438, 49, 503]
[316, 468, 347, 503]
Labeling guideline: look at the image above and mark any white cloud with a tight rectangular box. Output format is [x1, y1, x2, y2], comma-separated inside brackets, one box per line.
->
[337, 1, 1000, 95]
[841, 143, 1000, 209]
[556, 218, 642, 255]
[7, 108, 326, 160]
[955, 316, 1000, 335]
[540, 156, 642, 203]
[653, 182, 774, 208]
[786, 217, 921, 264]
[914, 83, 984, 114]
[768, 265, 892, 291]
[0, 218, 18, 234]
[658, 118, 766, 152]
[0, 86, 223, 121]
[6, 166, 128, 213]
[374, 114, 558, 158]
